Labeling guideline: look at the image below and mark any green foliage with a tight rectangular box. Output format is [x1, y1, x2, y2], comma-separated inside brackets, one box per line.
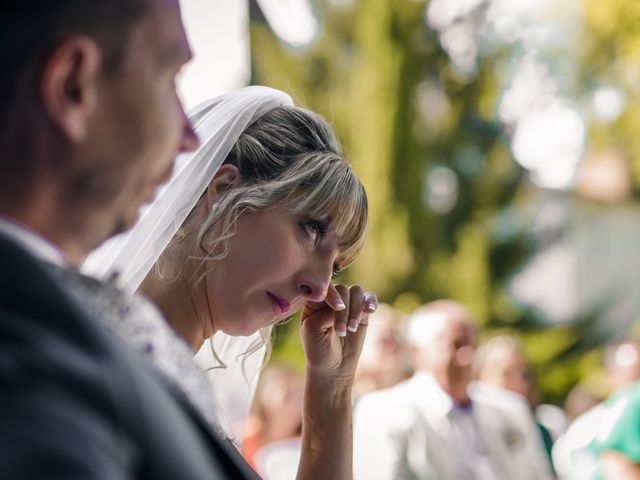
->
[250, 0, 640, 404]
[270, 314, 306, 367]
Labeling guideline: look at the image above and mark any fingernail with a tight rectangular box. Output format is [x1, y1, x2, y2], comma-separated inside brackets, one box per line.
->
[335, 299, 346, 311]
[347, 318, 358, 333]
[336, 323, 347, 337]
[366, 302, 377, 312]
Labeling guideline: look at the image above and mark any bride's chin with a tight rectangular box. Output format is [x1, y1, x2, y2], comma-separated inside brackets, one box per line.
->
[221, 320, 260, 338]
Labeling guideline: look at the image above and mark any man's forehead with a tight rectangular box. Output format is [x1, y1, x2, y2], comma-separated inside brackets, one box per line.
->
[136, 0, 192, 66]
[429, 318, 474, 348]
[449, 321, 476, 344]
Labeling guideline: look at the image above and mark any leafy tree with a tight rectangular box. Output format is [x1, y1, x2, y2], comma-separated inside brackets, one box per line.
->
[251, 0, 640, 404]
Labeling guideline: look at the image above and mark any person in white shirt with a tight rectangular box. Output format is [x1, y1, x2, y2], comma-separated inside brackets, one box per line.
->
[472, 334, 555, 478]
[552, 339, 640, 480]
[353, 299, 551, 480]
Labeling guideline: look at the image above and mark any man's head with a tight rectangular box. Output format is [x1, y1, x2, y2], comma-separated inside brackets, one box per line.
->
[604, 339, 640, 393]
[475, 334, 533, 399]
[0, 0, 198, 263]
[407, 300, 477, 403]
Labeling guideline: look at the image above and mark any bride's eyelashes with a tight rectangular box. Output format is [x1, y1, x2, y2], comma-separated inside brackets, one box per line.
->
[298, 218, 342, 279]
[299, 218, 327, 245]
[331, 265, 342, 280]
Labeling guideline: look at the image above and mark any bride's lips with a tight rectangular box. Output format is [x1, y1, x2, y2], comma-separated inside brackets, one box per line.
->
[267, 292, 291, 315]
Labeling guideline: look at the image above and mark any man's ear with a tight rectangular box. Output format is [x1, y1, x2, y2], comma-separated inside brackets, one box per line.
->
[206, 164, 240, 209]
[40, 35, 100, 142]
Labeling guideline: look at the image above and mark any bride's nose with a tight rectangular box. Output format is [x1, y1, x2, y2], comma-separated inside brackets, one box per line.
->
[296, 257, 333, 303]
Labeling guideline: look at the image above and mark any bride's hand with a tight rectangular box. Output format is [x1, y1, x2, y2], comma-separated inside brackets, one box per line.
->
[300, 284, 377, 382]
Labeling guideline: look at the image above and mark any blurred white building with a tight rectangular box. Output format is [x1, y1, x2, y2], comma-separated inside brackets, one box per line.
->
[178, 0, 318, 110]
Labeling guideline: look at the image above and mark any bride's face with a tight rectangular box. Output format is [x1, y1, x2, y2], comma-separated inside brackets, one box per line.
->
[200, 207, 342, 336]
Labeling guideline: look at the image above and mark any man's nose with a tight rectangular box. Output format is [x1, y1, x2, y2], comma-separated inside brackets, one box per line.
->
[178, 112, 199, 153]
[455, 345, 475, 366]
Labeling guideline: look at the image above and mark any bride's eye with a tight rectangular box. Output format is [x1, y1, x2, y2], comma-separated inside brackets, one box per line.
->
[300, 219, 327, 245]
[332, 263, 342, 280]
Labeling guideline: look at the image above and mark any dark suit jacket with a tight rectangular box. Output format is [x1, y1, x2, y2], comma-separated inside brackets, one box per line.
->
[0, 233, 260, 479]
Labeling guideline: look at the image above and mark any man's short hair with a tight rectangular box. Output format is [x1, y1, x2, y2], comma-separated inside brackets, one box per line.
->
[407, 309, 448, 349]
[0, 0, 150, 131]
[407, 300, 475, 349]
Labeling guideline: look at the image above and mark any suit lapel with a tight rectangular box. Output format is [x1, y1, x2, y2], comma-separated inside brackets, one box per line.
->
[472, 401, 516, 479]
[406, 374, 458, 479]
[0, 233, 260, 479]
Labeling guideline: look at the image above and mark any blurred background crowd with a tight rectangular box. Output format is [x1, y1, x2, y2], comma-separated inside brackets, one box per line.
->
[177, 0, 640, 478]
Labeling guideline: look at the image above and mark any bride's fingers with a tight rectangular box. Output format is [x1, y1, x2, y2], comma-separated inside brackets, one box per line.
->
[342, 312, 370, 361]
[324, 284, 347, 312]
[333, 284, 350, 337]
[312, 284, 377, 336]
[346, 285, 365, 333]
[362, 291, 378, 321]
[347, 288, 378, 332]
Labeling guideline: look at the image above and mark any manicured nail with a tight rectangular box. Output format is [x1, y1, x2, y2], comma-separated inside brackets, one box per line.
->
[366, 302, 377, 312]
[335, 299, 346, 311]
[336, 323, 347, 337]
[347, 318, 359, 333]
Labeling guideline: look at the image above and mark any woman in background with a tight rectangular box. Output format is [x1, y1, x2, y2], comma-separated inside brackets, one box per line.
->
[352, 303, 412, 402]
[242, 363, 304, 475]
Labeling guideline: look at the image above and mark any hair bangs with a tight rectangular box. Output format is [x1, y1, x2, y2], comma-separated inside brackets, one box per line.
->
[284, 154, 368, 271]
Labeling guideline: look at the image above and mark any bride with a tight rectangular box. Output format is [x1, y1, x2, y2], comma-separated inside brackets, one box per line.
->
[83, 86, 375, 479]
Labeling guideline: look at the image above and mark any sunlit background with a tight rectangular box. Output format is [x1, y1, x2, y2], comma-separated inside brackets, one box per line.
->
[179, 0, 640, 404]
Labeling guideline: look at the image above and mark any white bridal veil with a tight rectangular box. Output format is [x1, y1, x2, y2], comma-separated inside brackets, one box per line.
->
[82, 85, 294, 441]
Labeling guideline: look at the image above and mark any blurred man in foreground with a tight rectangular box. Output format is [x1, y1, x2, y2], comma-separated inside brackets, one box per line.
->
[0, 1, 267, 478]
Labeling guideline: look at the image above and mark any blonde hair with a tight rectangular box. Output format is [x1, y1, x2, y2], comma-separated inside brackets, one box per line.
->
[196, 105, 368, 273]
[159, 105, 368, 369]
